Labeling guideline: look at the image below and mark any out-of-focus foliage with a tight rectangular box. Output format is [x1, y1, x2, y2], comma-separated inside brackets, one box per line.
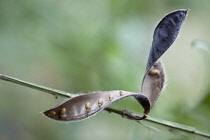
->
[0, 0, 210, 140]
[192, 40, 210, 52]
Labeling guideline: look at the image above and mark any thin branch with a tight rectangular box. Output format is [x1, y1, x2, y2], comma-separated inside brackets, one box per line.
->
[105, 107, 210, 139]
[0, 74, 78, 98]
[0, 74, 210, 139]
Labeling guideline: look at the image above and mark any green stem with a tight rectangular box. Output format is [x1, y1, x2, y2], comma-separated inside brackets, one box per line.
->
[0, 74, 209, 139]
[105, 107, 210, 139]
[0, 74, 77, 98]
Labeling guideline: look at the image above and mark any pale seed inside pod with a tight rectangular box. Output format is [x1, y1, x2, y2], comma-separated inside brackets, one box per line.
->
[119, 91, 124, 96]
[85, 102, 90, 111]
[47, 111, 56, 116]
[148, 69, 160, 75]
[108, 94, 114, 101]
[98, 99, 103, 106]
[59, 107, 66, 116]
[156, 85, 161, 90]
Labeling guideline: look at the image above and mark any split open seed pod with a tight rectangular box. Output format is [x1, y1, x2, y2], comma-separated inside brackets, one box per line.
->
[139, 9, 188, 116]
[42, 9, 188, 122]
[43, 90, 141, 121]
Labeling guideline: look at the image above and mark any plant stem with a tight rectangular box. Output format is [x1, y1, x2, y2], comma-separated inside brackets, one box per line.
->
[0, 74, 209, 139]
[0, 74, 78, 98]
[105, 107, 210, 139]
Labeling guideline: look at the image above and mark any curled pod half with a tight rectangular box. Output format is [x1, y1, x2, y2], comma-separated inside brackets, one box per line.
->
[43, 90, 146, 121]
[146, 9, 188, 71]
[139, 60, 165, 115]
[139, 9, 188, 116]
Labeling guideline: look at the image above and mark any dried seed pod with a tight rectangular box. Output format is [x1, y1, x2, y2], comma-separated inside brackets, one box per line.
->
[43, 9, 188, 122]
[141, 60, 165, 112]
[43, 90, 143, 121]
[146, 9, 188, 71]
[140, 9, 188, 115]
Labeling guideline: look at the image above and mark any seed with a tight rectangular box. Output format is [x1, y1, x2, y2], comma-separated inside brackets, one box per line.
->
[85, 102, 90, 111]
[108, 95, 114, 101]
[47, 111, 56, 117]
[59, 107, 66, 116]
[119, 91, 124, 96]
[156, 85, 161, 90]
[98, 99, 103, 106]
[148, 69, 160, 75]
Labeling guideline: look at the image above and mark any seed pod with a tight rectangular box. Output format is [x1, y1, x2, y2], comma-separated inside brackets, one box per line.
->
[43, 9, 188, 122]
[42, 90, 144, 121]
[141, 60, 165, 112]
[146, 9, 188, 71]
[141, 9, 188, 115]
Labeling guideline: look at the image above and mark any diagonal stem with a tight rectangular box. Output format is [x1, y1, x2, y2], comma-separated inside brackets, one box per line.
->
[0, 74, 78, 98]
[0, 74, 210, 139]
[105, 107, 210, 139]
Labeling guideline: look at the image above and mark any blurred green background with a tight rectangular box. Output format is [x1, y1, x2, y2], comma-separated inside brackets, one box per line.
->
[0, 0, 210, 140]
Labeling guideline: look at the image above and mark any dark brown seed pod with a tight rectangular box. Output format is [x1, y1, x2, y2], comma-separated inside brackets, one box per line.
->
[141, 9, 188, 114]
[146, 9, 188, 71]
